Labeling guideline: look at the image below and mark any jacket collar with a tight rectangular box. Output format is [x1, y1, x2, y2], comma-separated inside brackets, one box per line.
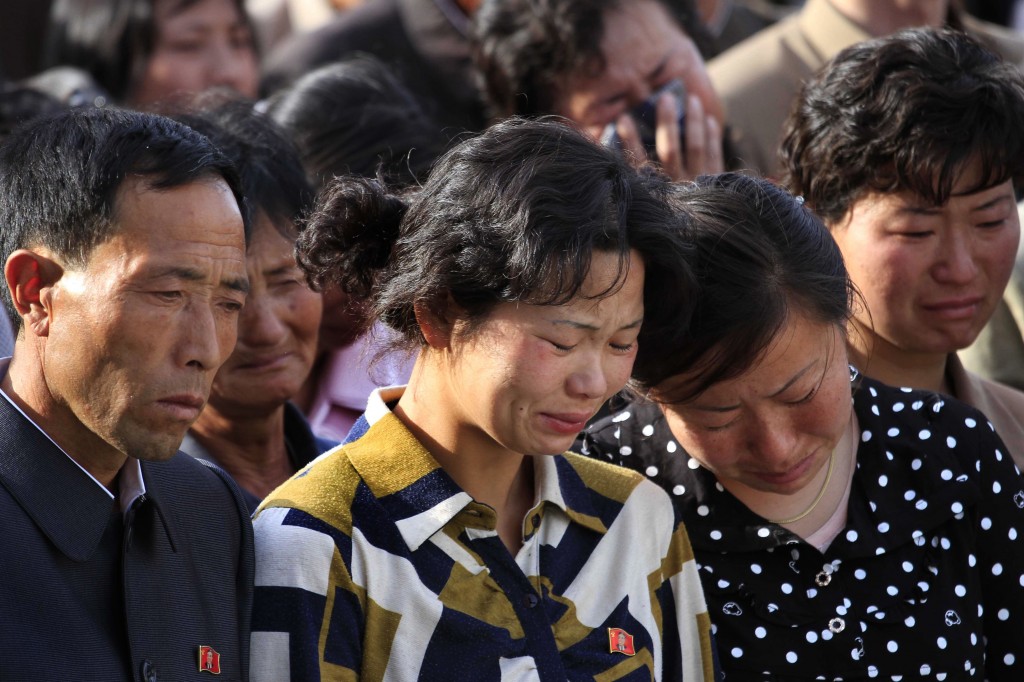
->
[346, 387, 586, 551]
[0, 359, 174, 560]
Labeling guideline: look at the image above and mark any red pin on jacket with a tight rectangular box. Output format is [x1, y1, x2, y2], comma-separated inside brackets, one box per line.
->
[198, 645, 221, 674]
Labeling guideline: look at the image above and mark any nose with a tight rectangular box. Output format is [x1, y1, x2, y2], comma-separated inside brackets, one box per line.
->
[748, 413, 799, 468]
[932, 228, 979, 285]
[206, 42, 256, 95]
[238, 295, 287, 349]
[565, 353, 610, 401]
[179, 302, 231, 372]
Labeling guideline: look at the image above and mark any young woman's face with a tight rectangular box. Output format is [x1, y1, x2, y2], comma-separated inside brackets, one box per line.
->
[656, 311, 852, 497]
[439, 250, 645, 458]
[831, 166, 1019, 359]
[130, 0, 259, 109]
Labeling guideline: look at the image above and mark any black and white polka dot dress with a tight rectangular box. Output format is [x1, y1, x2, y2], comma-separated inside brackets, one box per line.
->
[578, 373, 1024, 680]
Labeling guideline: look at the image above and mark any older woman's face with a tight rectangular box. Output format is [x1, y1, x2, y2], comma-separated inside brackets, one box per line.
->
[656, 312, 851, 497]
[207, 214, 323, 414]
[436, 250, 645, 459]
[554, 0, 723, 141]
[832, 167, 1019, 358]
[130, 0, 259, 109]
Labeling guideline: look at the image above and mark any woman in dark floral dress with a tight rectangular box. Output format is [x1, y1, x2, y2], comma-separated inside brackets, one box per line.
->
[580, 173, 1024, 681]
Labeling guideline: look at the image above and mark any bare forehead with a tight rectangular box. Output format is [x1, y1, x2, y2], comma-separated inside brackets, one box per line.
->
[108, 176, 245, 255]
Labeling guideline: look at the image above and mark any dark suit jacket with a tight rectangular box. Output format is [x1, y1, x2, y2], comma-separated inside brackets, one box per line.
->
[0, 395, 254, 682]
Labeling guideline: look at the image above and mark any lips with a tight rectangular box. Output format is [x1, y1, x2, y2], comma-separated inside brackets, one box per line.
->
[539, 411, 594, 435]
[920, 296, 984, 320]
[155, 394, 205, 421]
[233, 352, 292, 371]
[752, 452, 815, 488]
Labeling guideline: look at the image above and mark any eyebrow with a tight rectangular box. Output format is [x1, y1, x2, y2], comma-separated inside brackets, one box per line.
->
[970, 195, 1014, 212]
[551, 317, 644, 332]
[690, 359, 819, 413]
[150, 266, 250, 295]
[264, 262, 301, 278]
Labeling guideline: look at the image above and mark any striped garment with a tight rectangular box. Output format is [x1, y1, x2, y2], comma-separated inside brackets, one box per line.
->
[251, 387, 717, 681]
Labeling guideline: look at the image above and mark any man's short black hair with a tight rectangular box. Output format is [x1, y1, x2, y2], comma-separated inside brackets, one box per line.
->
[781, 28, 1024, 224]
[0, 106, 247, 328]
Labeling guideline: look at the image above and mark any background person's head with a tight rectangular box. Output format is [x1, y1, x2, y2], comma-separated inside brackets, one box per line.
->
[264, 57, 446, 193]
[264, 57, 448, 352]
[45, 0, 259, 111]
[0, 107, 249, 466]
[177, 97, 319, 419]
[472, 0, 721, 141]
[298, 118, 696, 453]
[643, 173, 856, 498]
[781, 28, 1024, 373]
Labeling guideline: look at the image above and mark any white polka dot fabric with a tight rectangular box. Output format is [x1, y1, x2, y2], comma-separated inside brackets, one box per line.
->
[578, 372, 1024, 679]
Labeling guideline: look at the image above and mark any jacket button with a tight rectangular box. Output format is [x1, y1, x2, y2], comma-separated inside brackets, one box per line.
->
[524, 593, 540, 608]
[140, 659, 158, 682]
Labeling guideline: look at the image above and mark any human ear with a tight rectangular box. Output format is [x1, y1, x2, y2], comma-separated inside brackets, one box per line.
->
[413, 300, 454, 349]
[4, 250, 62, 337]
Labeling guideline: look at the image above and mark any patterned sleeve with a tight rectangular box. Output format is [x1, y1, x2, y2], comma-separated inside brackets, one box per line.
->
[658, 500, 720, 682]
[958, 414, 1024, 680]
[250, 505, 362, 682]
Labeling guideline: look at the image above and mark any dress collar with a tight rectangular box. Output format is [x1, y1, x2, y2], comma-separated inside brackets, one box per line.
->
[347, 386, 595, 551]
[681, 376, 980, 557]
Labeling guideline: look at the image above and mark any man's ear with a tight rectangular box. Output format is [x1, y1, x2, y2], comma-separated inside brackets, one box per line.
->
[4, 250, 62, 337]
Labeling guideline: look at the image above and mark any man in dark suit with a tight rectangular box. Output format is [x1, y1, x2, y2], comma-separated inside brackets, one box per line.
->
[0, 107, 254, 681]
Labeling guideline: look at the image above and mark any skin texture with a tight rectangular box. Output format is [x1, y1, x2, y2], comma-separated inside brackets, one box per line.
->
[204, 214, 322, 417]
[130, 0, 260, 109]
[656, 311, 855, 526]
[397, 250, 646, 551]
[831, 169, 1020, 392]
[189, 215, 322, 500]
[2, 176, 248, 488]
[555, 0, 724, 181]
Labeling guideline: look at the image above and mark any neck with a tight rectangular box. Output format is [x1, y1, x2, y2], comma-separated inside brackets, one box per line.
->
[828, 0, 948, 35]
[395, 355, 535, 554]
[2, 350, 127, 491]
[847, 325, 950, 393]
[188, 404, 294, 500]
[735, 412, 859, 536]
[292, 351, 327, 413]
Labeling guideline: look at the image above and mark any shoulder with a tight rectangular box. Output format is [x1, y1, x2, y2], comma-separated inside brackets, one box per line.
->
[147, 451, 248, 515]
[708, 13, 804, 92]
[855, 374, 990, 435]
[256, 444, 362, 535]
[261, 0, 404, 89]
[962, 13, 1024, 68]
[560, 450, 645, 497]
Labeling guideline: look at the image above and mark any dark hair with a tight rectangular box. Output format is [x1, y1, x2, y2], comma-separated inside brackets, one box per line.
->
[296, 117, 695, 385]
[176, 96, 313, 235]
[43, 0, 255, 103]
[263, 57, 446, 191]
[472, 0, 711, 118]
[643, 173, 855, 403]
[0, 106, 246, 328]
[781, 28, 1024, 225]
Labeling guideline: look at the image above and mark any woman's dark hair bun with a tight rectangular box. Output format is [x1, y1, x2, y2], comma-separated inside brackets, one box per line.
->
[296, 175, 408, 298]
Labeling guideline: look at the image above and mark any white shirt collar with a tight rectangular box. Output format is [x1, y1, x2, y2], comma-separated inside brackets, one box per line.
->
[0, 357, 146, 515]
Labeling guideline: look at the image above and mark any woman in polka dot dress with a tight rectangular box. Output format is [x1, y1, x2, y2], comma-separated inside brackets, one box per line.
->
[579, 173, 1024, 680]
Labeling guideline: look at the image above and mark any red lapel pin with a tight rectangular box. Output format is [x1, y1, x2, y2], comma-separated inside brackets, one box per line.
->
[198, 645, 221, 674]
[608, 628, 636, 656]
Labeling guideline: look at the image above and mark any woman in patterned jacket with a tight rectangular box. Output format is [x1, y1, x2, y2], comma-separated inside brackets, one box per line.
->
[580, 172, 1024, 681]
[248, 118, 719, 681]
